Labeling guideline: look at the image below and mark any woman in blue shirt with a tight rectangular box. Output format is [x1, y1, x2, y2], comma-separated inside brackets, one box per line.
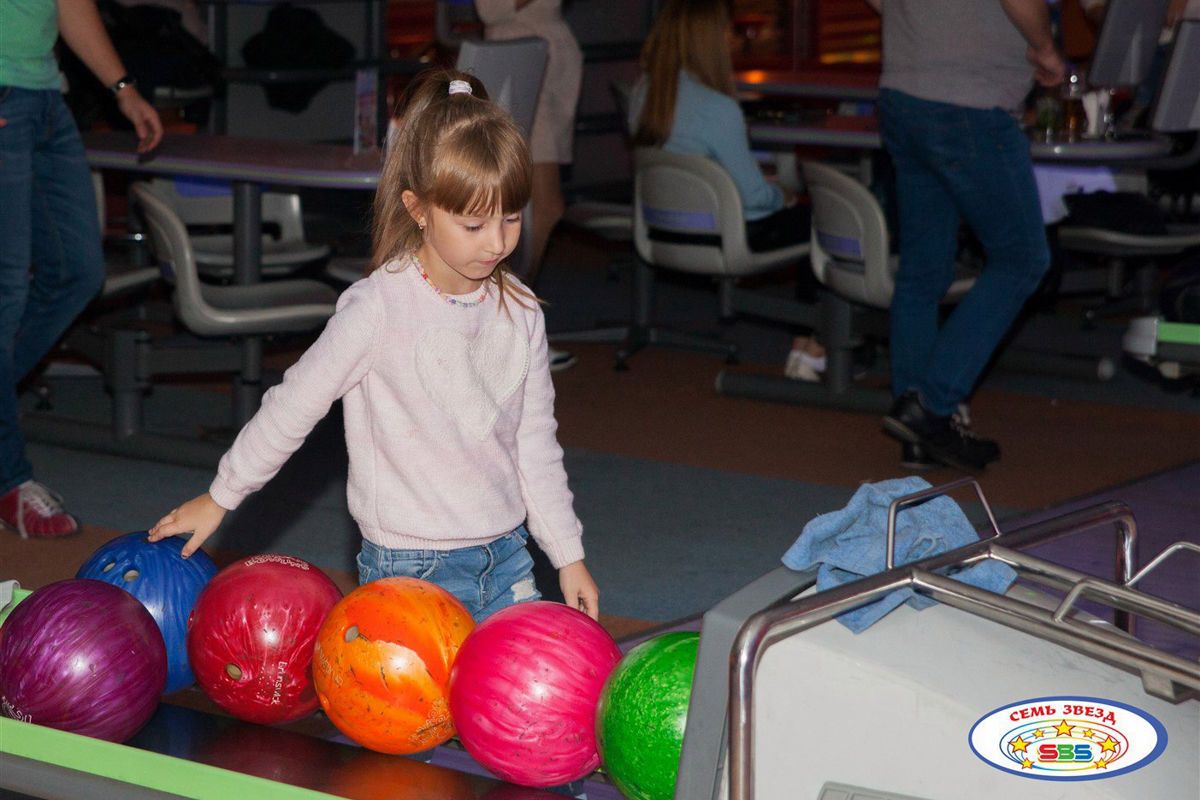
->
[628, 0, 822, 376]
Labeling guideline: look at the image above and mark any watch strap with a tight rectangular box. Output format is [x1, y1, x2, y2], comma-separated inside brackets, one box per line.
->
[109, 75, 136, 95]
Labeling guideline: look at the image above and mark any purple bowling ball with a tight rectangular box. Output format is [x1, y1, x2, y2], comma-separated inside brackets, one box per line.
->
[0, 579, 167, 742]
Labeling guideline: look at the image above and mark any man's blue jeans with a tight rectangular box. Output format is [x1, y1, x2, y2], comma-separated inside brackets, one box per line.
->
[0, 88, 106, 494]
[879, 89, 1049, 417]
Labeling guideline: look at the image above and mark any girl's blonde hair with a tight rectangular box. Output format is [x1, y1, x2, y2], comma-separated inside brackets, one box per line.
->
[634, 0, 735, 147]
[370, 68, 535, 308]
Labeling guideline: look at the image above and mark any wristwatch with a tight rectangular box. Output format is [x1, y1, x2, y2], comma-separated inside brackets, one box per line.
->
[109, 75, 136, 95]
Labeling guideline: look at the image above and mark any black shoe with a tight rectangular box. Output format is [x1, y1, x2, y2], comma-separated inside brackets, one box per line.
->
[899, 442, 936, 471]
[883, 392, 1000, 472]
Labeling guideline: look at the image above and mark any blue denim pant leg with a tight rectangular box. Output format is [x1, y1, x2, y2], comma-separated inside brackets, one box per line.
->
[0, 88, 105, 493]
[880, 89, 1050, 416]
[356, 526, 541, 622]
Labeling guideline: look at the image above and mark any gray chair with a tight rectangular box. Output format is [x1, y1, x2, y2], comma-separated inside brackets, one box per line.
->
[454, 37, 549, 277]
[716, 160, 977, 410]
[92, 170, 160, 297]
[612, 146, 812, 368]
[1055, 19, 1200, 322]
[100, 181, 338, 436]
[147, 177, 331, 282]
[802, 160, 977, 398]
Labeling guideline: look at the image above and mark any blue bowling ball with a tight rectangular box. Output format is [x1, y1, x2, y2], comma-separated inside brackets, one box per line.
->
[77, 531, 218, 693]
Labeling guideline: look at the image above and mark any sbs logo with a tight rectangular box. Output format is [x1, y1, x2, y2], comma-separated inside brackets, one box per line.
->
[968, 696, 1167, 781]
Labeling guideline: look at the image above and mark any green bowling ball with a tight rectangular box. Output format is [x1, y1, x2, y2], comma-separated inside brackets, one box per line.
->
[595, 631, 699, 800]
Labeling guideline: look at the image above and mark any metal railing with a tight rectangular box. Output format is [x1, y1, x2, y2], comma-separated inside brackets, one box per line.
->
[726, 479, 1200, 800]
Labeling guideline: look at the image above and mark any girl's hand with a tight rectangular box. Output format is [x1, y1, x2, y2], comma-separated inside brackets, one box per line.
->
[148, 493, 227, 557]
[558, 560, 600, 620]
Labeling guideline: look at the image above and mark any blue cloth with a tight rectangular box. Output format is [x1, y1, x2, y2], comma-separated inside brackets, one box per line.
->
[628, 70, 785, 221]
[357, 525, 541, 621]
[0, 88, 106, 495]
[879, 88, 1050, 416]
[782, 477, 1016, 633]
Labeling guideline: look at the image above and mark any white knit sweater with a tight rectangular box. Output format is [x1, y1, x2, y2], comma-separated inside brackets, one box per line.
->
[208, 252, 585, 568]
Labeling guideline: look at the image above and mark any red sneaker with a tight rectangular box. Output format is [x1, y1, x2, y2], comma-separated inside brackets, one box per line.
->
[0, 480, 80, 538]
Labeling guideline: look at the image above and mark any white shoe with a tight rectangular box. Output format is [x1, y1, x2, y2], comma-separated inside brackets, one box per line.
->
[548, 347, 579, 372]
[784, 348, 825, 382]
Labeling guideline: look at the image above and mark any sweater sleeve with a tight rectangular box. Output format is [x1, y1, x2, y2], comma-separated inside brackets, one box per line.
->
[208, 281, 381, 510]
[701, 93, 785, 219]
[512, 303, 585, 568]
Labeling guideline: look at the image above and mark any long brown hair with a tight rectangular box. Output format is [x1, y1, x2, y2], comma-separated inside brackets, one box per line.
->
[370, 68, 536, 309]
[634, 0, 735, 147]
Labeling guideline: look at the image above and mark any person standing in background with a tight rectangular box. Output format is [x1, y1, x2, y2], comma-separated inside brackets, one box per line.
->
[475, 0, 582, 371]
[866, 0, 1066, 472]
[0, 0, 162, 537]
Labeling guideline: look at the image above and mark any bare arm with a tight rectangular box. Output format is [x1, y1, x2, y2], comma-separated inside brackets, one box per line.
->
[999, 0, 1067, 86]
[56, 0, 162, 151]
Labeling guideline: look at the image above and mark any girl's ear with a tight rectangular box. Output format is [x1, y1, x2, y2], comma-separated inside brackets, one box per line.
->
[401, 190, 426, 229]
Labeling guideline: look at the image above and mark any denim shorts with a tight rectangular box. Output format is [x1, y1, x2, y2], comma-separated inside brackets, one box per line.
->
[356, 526, 541, 621]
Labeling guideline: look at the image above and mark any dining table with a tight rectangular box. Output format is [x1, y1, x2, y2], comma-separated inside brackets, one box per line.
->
[84, 131, 383, 285]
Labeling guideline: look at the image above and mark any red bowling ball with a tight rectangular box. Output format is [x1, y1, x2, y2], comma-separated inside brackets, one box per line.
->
[448, 601, 622, 787]
[187, 554, 342, 724]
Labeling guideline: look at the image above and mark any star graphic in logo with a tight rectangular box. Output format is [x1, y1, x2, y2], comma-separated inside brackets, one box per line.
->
[1101, 736, 1119, 753]
[1093, 758, 1110, 769]
[1009, 736, 1028, 753]
[1055, 719, 1073, 735]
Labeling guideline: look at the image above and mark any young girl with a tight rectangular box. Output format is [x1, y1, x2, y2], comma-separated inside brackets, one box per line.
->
[149, 68, 599, 621]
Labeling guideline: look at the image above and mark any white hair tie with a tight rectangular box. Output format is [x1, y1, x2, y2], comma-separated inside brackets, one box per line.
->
[448, 79, 473, 96]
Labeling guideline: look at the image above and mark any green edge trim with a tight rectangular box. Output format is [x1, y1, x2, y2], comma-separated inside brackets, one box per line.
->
[1, 588, 335, 799]
[0, 718, 337, 799]
[1158, 321, 1200, 346]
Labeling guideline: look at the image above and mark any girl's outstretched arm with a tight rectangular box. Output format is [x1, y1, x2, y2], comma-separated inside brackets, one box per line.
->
[558, 560, 599, 620]
[148, 493, 228, 558]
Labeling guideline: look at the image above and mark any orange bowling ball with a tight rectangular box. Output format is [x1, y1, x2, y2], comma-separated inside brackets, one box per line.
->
[312, 577, 475, 754]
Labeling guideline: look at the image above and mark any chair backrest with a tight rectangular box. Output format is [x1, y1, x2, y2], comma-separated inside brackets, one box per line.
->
[802, 160, 894, 308]
[147, 177, 307, 245]
[130, 182, 214, 334]
[633, 147, 758, 277]
[455, 37, 548, 138]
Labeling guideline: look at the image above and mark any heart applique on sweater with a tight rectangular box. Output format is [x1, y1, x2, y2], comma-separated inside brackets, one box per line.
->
[415, 322, 530, 440]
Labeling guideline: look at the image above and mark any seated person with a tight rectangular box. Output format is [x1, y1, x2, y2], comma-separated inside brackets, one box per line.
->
[627, 0, 810, 255]
[628, 0, 823, 379]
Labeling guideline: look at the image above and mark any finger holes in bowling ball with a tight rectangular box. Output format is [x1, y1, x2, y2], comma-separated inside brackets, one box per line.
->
[225, 663, 243, 681]
[344, 625, 359, 643]
[123, 569, 140, 582]
[101, 562, 116, 573]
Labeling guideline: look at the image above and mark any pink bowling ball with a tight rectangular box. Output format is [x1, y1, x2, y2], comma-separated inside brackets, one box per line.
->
[448, 601, 622, 786]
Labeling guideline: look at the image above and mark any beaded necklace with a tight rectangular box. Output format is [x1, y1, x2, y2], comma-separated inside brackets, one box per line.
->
[414, 255, 489, 308]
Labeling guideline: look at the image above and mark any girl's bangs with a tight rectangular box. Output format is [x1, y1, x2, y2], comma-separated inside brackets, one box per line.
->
[428, 135, 531, 216]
